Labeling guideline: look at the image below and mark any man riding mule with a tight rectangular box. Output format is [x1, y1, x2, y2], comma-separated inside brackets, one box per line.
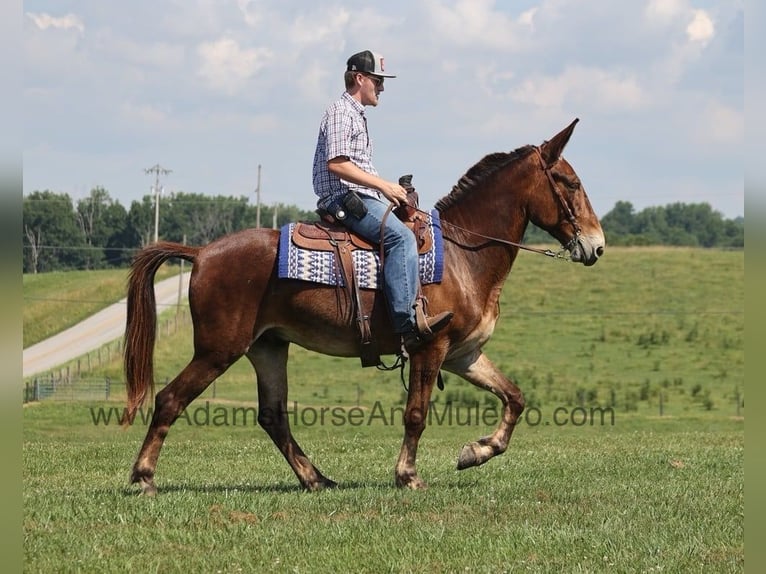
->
[123, 117, 605, 494]
[312, 50, 453, 354]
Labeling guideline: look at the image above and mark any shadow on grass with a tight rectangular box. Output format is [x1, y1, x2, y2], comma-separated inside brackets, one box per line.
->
[115, 475, 483, 496]
[117, 480, 384, 496]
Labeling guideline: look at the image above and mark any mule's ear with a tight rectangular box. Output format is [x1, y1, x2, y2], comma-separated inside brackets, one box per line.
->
[540, 118, 579, 165]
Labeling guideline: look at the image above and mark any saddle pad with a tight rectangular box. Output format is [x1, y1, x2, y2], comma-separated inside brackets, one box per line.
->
[278, 209, 444, 289]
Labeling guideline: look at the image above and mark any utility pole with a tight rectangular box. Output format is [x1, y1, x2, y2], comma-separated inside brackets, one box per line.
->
[255, 164, 262, 229]
[144, 163, 172, 243]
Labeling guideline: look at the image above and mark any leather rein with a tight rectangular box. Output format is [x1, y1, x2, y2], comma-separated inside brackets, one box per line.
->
[436, 145, 581, 260]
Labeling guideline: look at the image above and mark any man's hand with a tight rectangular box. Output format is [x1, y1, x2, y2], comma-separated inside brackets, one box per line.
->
[379, 182, 409, 207]
[327, 158, 409, 207]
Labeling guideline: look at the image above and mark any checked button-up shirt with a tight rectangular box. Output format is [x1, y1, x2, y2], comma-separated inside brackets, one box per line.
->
[312, 91, 383, 211]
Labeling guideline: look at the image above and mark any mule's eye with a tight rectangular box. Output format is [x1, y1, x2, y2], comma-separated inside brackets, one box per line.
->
[568, 178, 581, 191]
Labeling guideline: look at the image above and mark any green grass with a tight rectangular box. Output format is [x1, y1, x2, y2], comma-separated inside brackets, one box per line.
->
[24, 402, 743, 573]
[23, 247, 744, 572]
[22, 265, 180, 348]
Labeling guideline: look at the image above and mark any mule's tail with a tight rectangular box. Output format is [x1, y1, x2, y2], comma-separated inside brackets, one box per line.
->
[123, 241, 199, 424]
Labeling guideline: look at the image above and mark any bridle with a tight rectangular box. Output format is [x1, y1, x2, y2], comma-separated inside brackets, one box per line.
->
[533, 146, 582, 247]
[438, 145, 582, 260]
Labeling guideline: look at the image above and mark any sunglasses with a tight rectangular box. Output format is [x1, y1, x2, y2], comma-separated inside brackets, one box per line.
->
[363, 74, 384, 88]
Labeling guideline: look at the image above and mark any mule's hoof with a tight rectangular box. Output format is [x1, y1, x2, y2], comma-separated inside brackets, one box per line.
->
[304, 477, 337, 492]
[137, 477, 158, 497]
[457, 444, 477, 470]
[395, 474, 428, 490]
[405, 477, 428, 490]
[131, 469, 158, 496]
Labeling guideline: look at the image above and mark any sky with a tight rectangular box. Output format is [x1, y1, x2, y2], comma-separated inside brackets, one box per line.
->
[23, 0, 744, 220]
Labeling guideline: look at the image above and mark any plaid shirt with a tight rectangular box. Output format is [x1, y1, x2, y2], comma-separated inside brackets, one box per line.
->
[312, 92, 383, 210]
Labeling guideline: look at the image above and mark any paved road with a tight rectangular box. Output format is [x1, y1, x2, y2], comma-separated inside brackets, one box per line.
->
[23, 273, 191, 378]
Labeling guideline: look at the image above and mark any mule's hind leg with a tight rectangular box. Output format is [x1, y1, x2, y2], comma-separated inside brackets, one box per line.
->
[130, 354, 230, 495]
[443, 351, 525, 469]
[247, 337, 336, 491]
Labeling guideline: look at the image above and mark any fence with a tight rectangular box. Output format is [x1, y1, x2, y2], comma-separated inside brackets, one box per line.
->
[23, 309, 191, 404]
[24, 377, 117, 402]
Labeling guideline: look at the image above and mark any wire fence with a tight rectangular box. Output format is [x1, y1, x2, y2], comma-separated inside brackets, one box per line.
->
[23, 309, 192, 404]
[24, 377, 118, 403]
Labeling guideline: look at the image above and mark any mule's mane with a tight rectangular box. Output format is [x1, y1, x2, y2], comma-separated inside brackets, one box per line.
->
[435, 144, 536, 212]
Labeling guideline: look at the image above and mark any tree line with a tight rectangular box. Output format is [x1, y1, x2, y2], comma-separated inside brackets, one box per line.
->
[23, 189, 744, 273]
[524, 200, 743, 248]
[22, 188, 318, 273]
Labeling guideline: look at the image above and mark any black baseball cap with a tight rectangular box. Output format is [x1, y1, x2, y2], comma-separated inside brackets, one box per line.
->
[346, 50, 396, 78]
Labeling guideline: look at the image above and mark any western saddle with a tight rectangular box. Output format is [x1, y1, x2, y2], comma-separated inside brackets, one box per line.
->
[290, 176, 433, 368]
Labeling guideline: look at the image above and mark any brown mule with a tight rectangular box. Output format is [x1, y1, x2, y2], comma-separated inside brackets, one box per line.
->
[124, 119, 605, 494]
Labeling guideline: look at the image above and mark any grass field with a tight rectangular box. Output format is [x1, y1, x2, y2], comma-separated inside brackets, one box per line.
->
[23, 404, 743, 572]
[23, 247, 744, 572]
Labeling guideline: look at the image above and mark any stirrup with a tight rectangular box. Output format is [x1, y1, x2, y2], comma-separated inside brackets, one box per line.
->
[402, 311, 454, 354]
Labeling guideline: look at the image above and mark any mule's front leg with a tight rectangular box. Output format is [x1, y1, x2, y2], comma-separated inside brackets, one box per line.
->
[443, 352, 525, 470]
[395, 355, 442, 489]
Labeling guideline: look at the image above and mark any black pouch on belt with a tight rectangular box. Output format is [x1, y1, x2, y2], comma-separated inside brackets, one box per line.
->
[341, 191, 368, 219]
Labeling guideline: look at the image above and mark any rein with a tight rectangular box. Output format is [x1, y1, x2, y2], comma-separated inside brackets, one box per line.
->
[439, 218, 570, 259]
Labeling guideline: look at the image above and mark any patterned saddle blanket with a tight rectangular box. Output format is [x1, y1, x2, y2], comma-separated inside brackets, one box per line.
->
[277, 209, 444, 289]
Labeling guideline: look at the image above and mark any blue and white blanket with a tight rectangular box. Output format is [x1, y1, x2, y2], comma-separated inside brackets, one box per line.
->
[278, 209, 444, 289]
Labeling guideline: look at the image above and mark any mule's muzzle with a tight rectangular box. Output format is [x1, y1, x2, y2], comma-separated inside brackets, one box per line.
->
[569, 234, 605, 266]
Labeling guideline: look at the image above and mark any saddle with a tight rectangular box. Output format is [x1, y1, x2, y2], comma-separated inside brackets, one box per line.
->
[291, 213, 432, 255]
[290, 176, 431, 368]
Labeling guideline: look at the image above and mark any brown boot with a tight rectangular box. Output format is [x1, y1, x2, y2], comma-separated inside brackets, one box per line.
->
[402, 311, 453, 353]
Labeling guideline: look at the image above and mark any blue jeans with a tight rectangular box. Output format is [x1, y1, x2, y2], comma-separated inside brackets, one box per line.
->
[339, 195, 419, 333]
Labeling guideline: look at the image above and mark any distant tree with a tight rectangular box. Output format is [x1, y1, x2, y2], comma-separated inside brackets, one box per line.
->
[722, 218, 744, 247]
[600, 201, 635, 237]
[23, 223, 42, 274]
[600, 201, 743, 248]
[161, 192, 250, 244]
[633, 206, 670, 245]
[127, 196, 156, 247]
[75, 187, 132, 268]
[23, 191, 87, 272]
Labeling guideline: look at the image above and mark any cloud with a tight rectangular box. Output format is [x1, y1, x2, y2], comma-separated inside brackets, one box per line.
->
[237, 0, 266, 29]
[26, 12, 84, 34]
[645, 0, 687, 23]
[25, 12, 89, 91]
[422, 0, 532, 50]
[100, 35, 185, 71]
[197, 36, 273, 94]
[21, 0, 744, 219]
[692, 101, 743, 145]
[508, 66, 646, 112]
[687, 9, 715, 43]
[518, 7, 538, 28]
[644, 1, 716, 45]
[119, 102, 169, 127]
[288, 9, 351, 49]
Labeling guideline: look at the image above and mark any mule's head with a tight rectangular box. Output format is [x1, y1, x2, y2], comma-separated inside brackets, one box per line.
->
[527, 119, 605, 266]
